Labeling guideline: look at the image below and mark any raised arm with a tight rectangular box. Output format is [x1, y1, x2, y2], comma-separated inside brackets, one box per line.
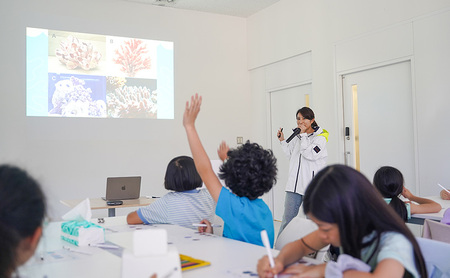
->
[183, 94, 223, 202]
[402, 187, 442, 214]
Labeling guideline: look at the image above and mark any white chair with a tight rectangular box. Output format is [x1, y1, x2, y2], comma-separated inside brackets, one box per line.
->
[212, 214, 224, 236]
[422, 219, 450, 244]
[274, 217, 329, 261]
[416, 237, 450, 277]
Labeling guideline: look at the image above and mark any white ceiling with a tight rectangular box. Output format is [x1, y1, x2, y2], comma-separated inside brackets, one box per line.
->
[124, 0, 280, 18]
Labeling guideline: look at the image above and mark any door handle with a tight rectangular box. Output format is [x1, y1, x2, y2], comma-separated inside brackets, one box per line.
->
[345, 151, 351, 165]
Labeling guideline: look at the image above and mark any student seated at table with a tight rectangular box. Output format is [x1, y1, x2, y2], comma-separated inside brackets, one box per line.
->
[257, 164, 427, 278]
[440, 188, 450, 200]
[0, 165, 46, 278]
[373, 166, 441, 221]
[127, 156, 215, 229]
[183, 94, 277, 247]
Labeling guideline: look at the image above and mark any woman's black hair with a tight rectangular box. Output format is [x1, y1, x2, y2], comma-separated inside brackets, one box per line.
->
[297, 107, 318, 128]
[219, 141, 277, 200]
[303, 164, 427, 277]
[0, 165, 46, 278]
[373, 166, 408, 221]
[164, 156, 202, 192]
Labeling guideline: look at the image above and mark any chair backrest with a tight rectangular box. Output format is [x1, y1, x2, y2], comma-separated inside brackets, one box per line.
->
[212, 214, 224, 236]
[416, 237, 450, 277]
[274, 217, 329, 261]
[422, 219, 450, 244]
[275, 217, 318, 250]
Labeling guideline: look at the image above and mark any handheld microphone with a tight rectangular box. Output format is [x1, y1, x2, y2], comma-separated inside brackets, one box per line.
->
[286, 128, 301, 143]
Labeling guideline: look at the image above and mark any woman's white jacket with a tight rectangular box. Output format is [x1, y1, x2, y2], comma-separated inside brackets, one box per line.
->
[280, 127, 329, 195]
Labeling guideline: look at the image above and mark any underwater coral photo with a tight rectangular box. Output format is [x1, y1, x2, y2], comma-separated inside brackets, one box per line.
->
[106, 76, 157, 118]
[48, 73, 107, 118]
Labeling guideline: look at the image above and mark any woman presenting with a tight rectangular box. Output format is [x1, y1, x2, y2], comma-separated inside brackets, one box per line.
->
[277, 107, 328, 236]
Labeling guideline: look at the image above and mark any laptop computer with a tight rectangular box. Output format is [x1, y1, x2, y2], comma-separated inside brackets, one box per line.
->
[102, 176, 141, 201]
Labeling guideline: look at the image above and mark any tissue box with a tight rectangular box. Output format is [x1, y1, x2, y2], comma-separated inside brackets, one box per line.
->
[61, 220, 105, 246]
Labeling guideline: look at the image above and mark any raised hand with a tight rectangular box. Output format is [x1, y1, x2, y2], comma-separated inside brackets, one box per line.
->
[217, 141, 229, 162]
[183, 94, 202, 129]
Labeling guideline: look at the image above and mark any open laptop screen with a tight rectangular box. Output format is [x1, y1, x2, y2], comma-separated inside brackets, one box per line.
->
[103, 176, 141, 201]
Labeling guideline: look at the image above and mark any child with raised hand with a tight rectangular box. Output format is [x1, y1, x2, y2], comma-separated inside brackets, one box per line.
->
[127, 155, 215, 229]
[373, 166, 441, 221]
[257, 164, 427, 278]
[183, 94, 277, 247]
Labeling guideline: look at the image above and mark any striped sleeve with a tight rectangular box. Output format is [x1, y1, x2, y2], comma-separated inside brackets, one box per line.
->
[137, 195, 169, 224]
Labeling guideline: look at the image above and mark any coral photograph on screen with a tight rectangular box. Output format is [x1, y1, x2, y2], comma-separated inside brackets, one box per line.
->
[106, 76, 157, 118]
[48, 30, 106, 76]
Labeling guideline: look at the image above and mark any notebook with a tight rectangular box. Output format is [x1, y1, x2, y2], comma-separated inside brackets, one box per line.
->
[102, 176, 141, 201]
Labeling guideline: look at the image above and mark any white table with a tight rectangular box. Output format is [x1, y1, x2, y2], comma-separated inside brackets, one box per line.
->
[409, 196, 450, 225]
[18, 216, 311, 278]
[60, 197, 155, 217]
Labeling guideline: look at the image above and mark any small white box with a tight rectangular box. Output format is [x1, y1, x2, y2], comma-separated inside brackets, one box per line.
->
[122, 245, 182, 278]
[133, 229, 167, 257]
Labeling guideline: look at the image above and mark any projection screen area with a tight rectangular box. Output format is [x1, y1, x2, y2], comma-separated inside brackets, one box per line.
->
[26, 28, 174, 119]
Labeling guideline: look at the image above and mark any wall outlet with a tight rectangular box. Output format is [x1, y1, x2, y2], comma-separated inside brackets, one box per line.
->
[237, 137, 243, 144]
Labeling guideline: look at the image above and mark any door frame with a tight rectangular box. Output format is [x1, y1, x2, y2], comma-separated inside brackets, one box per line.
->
[265, 80, 313, 216]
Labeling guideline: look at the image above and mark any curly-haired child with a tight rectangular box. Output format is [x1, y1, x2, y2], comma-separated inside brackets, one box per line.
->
[183, 94, 278, 247]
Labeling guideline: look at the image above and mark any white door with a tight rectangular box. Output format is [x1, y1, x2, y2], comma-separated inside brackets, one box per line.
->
[270, 84, 311, 221]
[342, 61, 417, 191]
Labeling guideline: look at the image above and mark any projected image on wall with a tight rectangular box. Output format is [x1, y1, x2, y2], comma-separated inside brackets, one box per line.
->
[26, 27, 174, 119]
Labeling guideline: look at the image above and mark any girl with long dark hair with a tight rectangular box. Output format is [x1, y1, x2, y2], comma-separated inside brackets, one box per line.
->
[258, 164, 427, 277]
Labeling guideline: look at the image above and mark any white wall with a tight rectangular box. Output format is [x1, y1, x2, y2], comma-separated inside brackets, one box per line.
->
[248, 0, 450, 195]
[413, 10, 450, 195]
[0, 0, 250, 220]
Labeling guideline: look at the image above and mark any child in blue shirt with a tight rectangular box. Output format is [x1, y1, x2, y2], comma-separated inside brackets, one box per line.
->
[183, 94, 277, 247]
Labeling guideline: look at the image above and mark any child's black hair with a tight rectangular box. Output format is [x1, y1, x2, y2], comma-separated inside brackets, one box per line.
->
[218, 141, 277, 200]
[373, 166, 408, 221]
[164, 156, 203, 192]
[0, 165, 46, 277]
